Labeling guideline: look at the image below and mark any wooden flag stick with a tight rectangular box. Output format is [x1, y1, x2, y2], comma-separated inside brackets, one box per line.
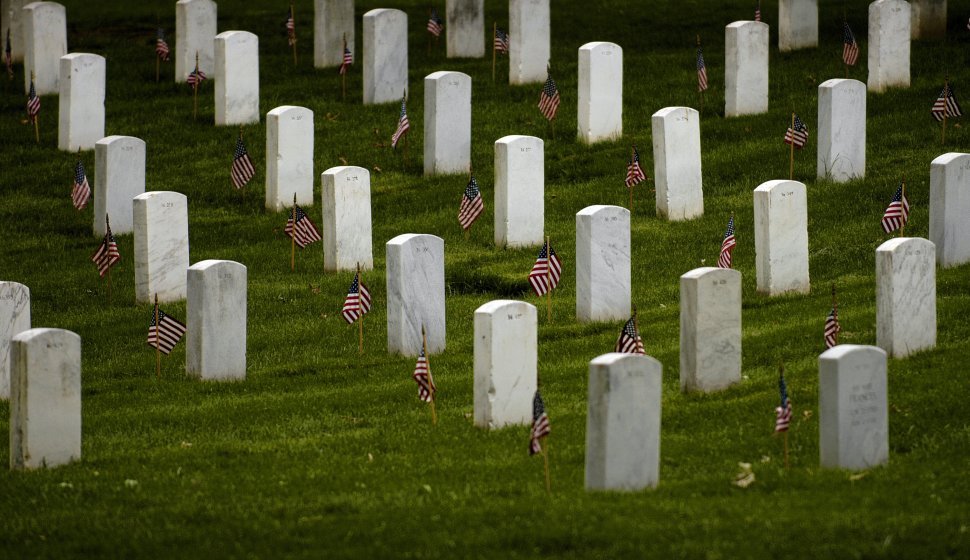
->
[423, 326, 438, 425]
[291, 3, 298, 66]
[105, 214, 112, 302]
[154, 294, 161, 378]
[942, 77, 949, 145]
[628, 144, 635, 213]
[788, 111, 795, 180]
[899, 178, 907, 237]
[780, 364, 790, 469]
[492, 22, 497, 83]
[341, 33, 347, 101]
[290, 193, 297, 271]
[30, 71, 39, 143]
[545, 236, 552, 322]
[357, 263, 364, 355]
[831, 282, 838, 346]
[192, 52, 199, 120]
[697, 35, 704, 114]
[464, 165, 472, 241]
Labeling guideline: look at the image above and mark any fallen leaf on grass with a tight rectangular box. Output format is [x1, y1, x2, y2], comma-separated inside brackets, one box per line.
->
[802, 410, 813, 420]
[849, 471, 868, 481]
[733, 462, 755, 488]
[339, 157, 349, 166]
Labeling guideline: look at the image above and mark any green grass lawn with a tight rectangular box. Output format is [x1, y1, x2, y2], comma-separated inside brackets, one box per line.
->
[1, 0, 970, 557]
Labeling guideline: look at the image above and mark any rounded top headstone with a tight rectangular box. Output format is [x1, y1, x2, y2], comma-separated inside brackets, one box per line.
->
[96, 135, 145, 149]
[818, 78, 866, 92]
[754, 179, 806, 194]
[875, 236, 935, 255]
[680, 266, 741, 283]
[215, 30, 258, 44]
[23, 2, 65, 15]
[267, 105, 312, 119]
[578, 41, 622, 54]
[363, 8, 406, 21]
[819, 343, 887, 362]
[576, 204, 629, 220]
[495, 134, 542, 147]
[726, 20, 770, 31]
[474, 299, 536, 317]
[323, 165, 370, 180]
[386, 233, 444, 249]
[133, 191, 187, 206]
[652, 106, 699, 120]
[931, 152, 969, 167]
[590, 352, 662, 371]
[188, 259, 246, 273]
[425, 70, 471, 83]
[11, 326, 79, 347]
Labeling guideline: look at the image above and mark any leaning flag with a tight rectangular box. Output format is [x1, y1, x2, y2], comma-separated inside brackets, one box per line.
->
[156, 28, 170, 61]
[341, 272, 372, 324]
[91, 222, 120, 277]
[615, 316, 645, 355]
[717, 215, 737, 269]
[932, 83, 962, 122]
[230, 136, 255, 189]
[625, 145, 646, 188]
[696, 47, 708, 92]
[775, 373, 792, 433]
[538, 73, 561, 121]
[72, 160, 91, 210]
[880, 183, 909, 234]
[26, 78, 40, 118]
[784, 114, 809, 148]
[339, 41, 352, 75]
[390, 94, 410, 148]
[186, 62, 206, 87]
[412, 348, 436, 403]
[458, 175, 484, 230]
[529, 390, 551, 456]
[284, 205, 322, 248]
[5, 29, 12, 79]
[427, 9, 444, 37]
[286, 7, 296, 47]
[494, 26, 509, 54]
[528, 241, 562, 297]
[146, 309, 187, 355]
[824, 305, 840, 349]
[842, 22, 859, 66]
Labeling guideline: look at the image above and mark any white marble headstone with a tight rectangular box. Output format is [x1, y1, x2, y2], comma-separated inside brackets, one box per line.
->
[868, 0, 911, 93]
[0, 281, 30, 400]
[679, 267, 742, 392]
[930, 153, 970, 268]
[508, 0, 549, 85]
[94, 135, 146, 237]
[576, 205, 630, 323]
[424, 71, 472, 176]
[725, 20, 769, 117]
[362, 8, 407, 105]
[876, 237, 936, 358]
[22, 1, 66, 95]
[2, 0, 26, 62]
[9, 328, 80, 470]
[473, 300, 537, 429]
[753, 180, 810, 295]
[175, 0, 217, 83]
[266, 105, 314, 211]
[911, 0, 946, 39]
[817, 79, 866, 182]
[133, 192, 190, 304]
[819, 344, 889, 470]
[57, 53, 105, 152]
[652, 107, 704, 221]
[778, 0, 818, 51]
[577, 42, 622, 144]
[494, 135, 544, 248]
[186, 260, 247, 381]
[314, 0, 354, 68]
[585, 352, 662, 491]
[446, 0, 483, 58]
[322, 166, 373, 272]
[386, 234, 446, 356]
[214, 31, 259, 126]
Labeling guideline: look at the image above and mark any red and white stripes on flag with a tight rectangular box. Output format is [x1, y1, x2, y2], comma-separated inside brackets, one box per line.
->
[339, 42, 352, 75]
[528, 241, 562, 297]
[458, 176, 484, 230]
[91, 221, 120, 277]
[286, 7, 296, 47]
[717, 215, 736, 269]
[187, 63, 206, 87]
[156, 28, 170, 61]
[341, 272, 372, 324]
[784, 114, 809, 149]
[412, 349, 436, 403]
[775, 373, 792, 433]
[427, 9, 443, 37]
[625, 145, 646, 188]
[842, 22, 859, 66]
[284, 205, 322, 248]
[538, 74, 561, 121]
[880, 183, 910, 234]
[391, 95, 410, 148]
[146, 309, 187, 355]
[824, 306, 840, 349]
[494, 27, 509, 54]
[26, 79, 40, 118]
[696, 47, 708, 92]
[529, 390, 551, 455]
[754, 1, 761, 22]
[72, 160, 91, 210]
[231, 136, 255, 189]
[615, 316, 645, 355]
[932, 83, 962, 122]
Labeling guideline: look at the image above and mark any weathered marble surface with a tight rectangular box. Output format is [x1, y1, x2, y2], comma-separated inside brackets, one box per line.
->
[424, 71, 471, 176]
[363, 8, 407, 105]
[322, 166, 373, 272]
[929, 153, 970, 268]
[876, 237, 936, 358]
[186, 260, 247, 381]
[386, 234, 446, 356]
[679, 267, 741, 392]
[868, 0, 911, 92]
[0, 282, 30, 400]
[778, 0, 818, 51]
[473, 300, 537, 429]
[652, 107, 703, 221]
[585, 352, 662, 491]
[446, 0, 483, 58]
[725, 20, 768, 117]
[58, 53, 105, 151]
[133, 192, 189, 304]
[817, 79, 866, 182]
[94, 135, 146, 237]
[175, 0, 217, 83]
[214, 31, 259, 126]
[753, 180, 810, 296]
[266, 105, 314, 211]
[911, 0, 945, 39]
[577, 42, 622, 144]
[2, 0, 26, 62]
[494, 135, 544, 248]
[508, 0, 549, 85]
[22, 1, 66, 94]
[314, 0, 354, 68]
[576, 205, 630, 323]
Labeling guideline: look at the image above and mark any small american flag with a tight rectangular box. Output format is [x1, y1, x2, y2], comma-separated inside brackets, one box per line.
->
[156, 28, 170, 61]
[286, 6, 296, 47]
[284, 205, 322, 248]
[146, 308, 187, 355]
[391, 94, 410, 148]
[231, 136, 255, 189]
[72, 160, 91, 211]
[341, 272, 372, 324]
[339, 39, 352, 75]
[528, 241, 562, 297]
[932, 83, 962, 122]
[784, 114, 809, 149]
[427, 9, 444, 37]
[458, 175, 484, 230]
[842, 22, 859, 66]
[615, 316, 645, 355]
[824, 305, 840, 349]
[880, 183, 909, 234]
[775, 372, 792, 433]
[5, 29, 12, 79]
[696, 47, 708, 92]
[529, 390, 551, 456]
[755, 1, 761, 22]
[494, 26, 509, 54]
[625, 144, 646, 188]
[717, 215, 737, 269]
[91, 219, 120, 277]
[538, 73, 561, 121]
[187, 62, 206, 87]
[26, 78, 40, 118]
[412, 348, 436, 403]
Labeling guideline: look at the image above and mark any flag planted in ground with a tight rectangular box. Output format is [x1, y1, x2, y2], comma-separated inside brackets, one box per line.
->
[147, 309, 187, 355]
[842, 22, 859, 66]
[625, 145, 646, 188]
[339, 39, 352, 75]
[284, 205, 322, 248]
[880, 183, 909, 234]
[156, 28, 170, 61]
[717, 215, 737, 269]
[187, 61, 206, 87]
[391, 94, 410, 148]
[412, 348, 436, 403]
[341, 272, 372, 324]
[932, 83, 962, 122]
[538, 73, 561, 121]
[775, 372, 792, 433]
[696, 47, 708, 92]
[494, 26, 509, 54]
[824, 305, 840, 349]
[231, 136, 255, 189]
[528, 241, 562, 296]
[91, 221, 120, 277]
[26, 78, 40, 118]
[458, 176, 484, 230]
[615, 315, 645, 355]
[427, 8, 443, 37]
[784, 114, 809, 148]
[72, 160, 91, 210]
[285, 6, 296, 46]
[529, 390, 551, 455]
